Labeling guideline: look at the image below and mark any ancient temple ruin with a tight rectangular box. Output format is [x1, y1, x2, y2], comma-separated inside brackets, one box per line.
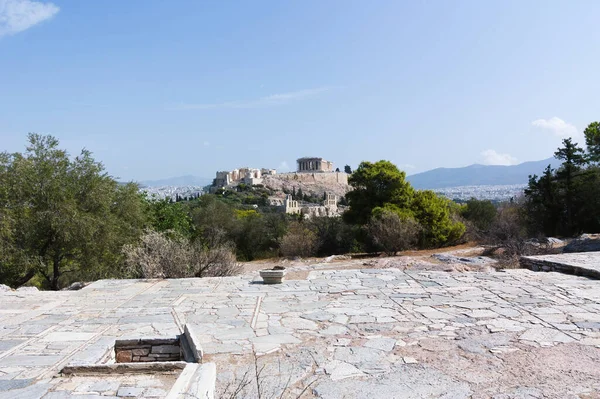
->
[296, 157, 334, 172]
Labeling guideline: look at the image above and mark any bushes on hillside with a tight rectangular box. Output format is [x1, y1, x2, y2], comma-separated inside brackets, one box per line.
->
[344, 160, 465, 248]
[525, 128, 600, 237]
[279, 222, 318, 258]
[123, 230, 240, 279]
[367, 211, 420, 255]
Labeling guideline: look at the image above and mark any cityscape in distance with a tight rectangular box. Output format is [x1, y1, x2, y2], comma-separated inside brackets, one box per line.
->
[139, 157, 559, 202]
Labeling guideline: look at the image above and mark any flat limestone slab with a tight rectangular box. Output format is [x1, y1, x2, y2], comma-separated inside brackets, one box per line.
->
[520, 251, 600, 279]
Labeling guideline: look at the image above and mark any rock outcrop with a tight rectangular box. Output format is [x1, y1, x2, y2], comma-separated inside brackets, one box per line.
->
[563, 234, 600, 253]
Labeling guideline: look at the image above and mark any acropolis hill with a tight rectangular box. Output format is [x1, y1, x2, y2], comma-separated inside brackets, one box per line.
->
[212, 157, 350, 199]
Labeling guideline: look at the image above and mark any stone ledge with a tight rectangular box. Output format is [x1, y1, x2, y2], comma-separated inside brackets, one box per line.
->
[520, 252, 600, 279]
[61, 361, 187, 375]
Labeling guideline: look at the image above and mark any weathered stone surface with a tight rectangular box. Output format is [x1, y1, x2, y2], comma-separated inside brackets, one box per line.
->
[116, 386, 144, 397]
[0, 379, 33, 392]
[151, 345, 180, 354]
[520, 251, 600, 278]
[324, 360, 364, 381]
[2, 254, 600, 398]
[116, 350, 133, 363]
[363, 337, 397, 352]
[563, 234, 600, 253]
[314, 366, 471, 399]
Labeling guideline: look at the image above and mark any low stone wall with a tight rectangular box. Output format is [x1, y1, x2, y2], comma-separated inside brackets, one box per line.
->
[520, 252, 600, 279]
[114, 338, 181, 363]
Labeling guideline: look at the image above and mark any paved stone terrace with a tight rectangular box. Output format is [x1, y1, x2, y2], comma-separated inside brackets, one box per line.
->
[1, 266, 600, 398]
[521, 251, 600, 279]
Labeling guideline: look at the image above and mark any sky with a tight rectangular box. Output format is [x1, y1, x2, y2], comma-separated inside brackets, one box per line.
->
[1, 0, 599, 181]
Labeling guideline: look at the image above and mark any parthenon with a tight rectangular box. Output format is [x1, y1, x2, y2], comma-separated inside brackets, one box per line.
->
[296, 157, 334, 172]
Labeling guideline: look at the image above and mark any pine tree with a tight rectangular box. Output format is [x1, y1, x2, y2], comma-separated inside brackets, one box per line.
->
[554, 138, 587, 235]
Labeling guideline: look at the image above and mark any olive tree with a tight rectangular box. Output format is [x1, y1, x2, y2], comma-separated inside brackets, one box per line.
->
[0, 134, 147, 289]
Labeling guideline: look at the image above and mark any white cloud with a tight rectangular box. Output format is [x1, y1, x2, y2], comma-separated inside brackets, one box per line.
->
[532, 117, 579, 138]
[0, 0, 59, 38]
[177, 87, 332, 110]
[277, 161, 291, 172]
[479, 150, 518, 166]
[398, 164, 416, 171]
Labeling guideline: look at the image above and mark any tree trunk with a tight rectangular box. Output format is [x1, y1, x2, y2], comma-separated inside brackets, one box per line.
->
[51, 255, 60, 291]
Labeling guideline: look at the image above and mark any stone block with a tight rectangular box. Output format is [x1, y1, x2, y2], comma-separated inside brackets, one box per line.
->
[115, 350, 132, 363]
[131, 348, 150, 356]
[151, 345, 180, 354]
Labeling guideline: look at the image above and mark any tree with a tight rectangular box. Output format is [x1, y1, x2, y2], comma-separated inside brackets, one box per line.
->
[145, 196, 193, 237]
[461, 198, 497, 231]
[584, 121, 600, 163]
[296, 187, 304, 202]
[308, 217, 358, 256]
[0, 134, 147, 289]
[524, 166, 561, 236]
[367, 211, 420, 255]
[344, 165, 352, 174]
[554, 138, 587, 236]
[344, 160, 414, 225]
[410, 190, 465, 248]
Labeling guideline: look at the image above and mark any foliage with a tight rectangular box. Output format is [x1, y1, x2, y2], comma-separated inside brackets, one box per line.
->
[307, 217, 359, 256]
[411, 190, 465, 248]
[123, 230, 240, 279]
[145, 196, 193, 237]
[344, 160, 465, 248]
[279, 222, 317, 258]
[344, 160, 414, 225]
[344, 165, 352, 174]
[584, 121, 600, 163]
[461, 198, 497, 231]
[0, 134, 147, 289]
[524, 135, 600, 237]
[367, 211, 420, 255]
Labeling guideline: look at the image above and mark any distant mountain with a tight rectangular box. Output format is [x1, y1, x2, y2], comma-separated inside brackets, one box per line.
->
[138, 175, 213, 187]
[407, 157, 562, 189]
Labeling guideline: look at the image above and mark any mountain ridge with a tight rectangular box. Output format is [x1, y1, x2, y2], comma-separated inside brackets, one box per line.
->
[406, 157, 561, 189]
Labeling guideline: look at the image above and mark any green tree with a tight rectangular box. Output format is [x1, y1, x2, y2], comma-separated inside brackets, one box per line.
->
[524, 166, 561, 236]
[344, 160, 414, 225]
[145, 196, 193, 237]
[554, 138, 587, 235]
[296, 187, 304, 202]
[411, 190, 465, 248]
[461, 198, 497, 231]
[584, 121, 600, 163]
[0, 134, 147, 290]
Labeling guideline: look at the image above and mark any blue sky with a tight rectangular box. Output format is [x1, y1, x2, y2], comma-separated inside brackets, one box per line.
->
[1, 0, 599, 181]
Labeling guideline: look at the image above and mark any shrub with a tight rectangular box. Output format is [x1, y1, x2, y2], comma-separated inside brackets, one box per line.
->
[279, 222, 317, 258]
[367, 211, 421, 255]
[461, 198, 497, 231]
[123, 230, 240, 279]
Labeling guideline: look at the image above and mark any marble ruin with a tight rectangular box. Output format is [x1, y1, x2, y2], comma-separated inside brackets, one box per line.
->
[296, 157, 334, 172]
[213, 157, 340, 190]
[283, 192, 340, 218]
[213, 167, 276, 188]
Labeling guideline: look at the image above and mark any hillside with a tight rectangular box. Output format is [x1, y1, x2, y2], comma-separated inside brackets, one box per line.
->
[262, 172, 351, 198]
[407, 157, 561, 189]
